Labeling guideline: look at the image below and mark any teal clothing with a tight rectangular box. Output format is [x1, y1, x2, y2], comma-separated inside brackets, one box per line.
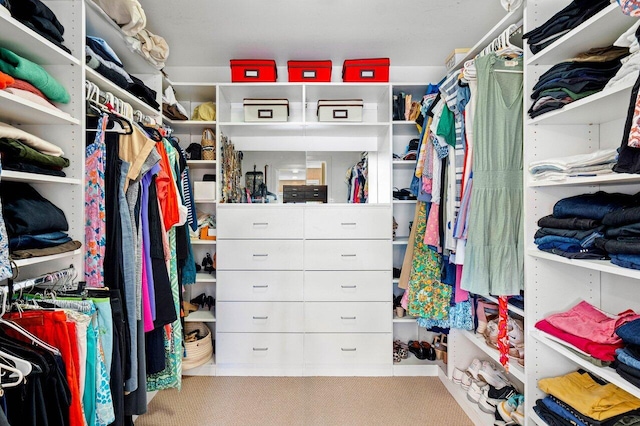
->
[0, 47, 70, 103]
[461, 54, 524, 296]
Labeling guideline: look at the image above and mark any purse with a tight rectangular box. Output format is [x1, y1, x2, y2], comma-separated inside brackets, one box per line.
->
[201, 128, 215, 160]
[185, 143, 202, 160]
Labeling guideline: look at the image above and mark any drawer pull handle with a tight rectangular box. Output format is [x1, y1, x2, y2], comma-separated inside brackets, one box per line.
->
[253, 347, 269, 351]
[252, 316, 268, 320]
[341, 285, 357, 289]
[253, 285, 269, 288]
[341, 316, 356, 320]
[253, 254, 269, 257]
[252, 222, 269, 226]
[341, 348, 357, 352]
[341, 222, 357, 226]
[341, 254, 357, 257]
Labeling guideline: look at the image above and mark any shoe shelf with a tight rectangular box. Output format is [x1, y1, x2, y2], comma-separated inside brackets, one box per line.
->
[190, 239, 217, 245]
[182, 355, 216, 377]
[527, 4, 637, 67]
[393, 357, 442, 377]
[392, 237, 409, 246]
[85, 67, 160, 117]
[438, 369, 495, 426]
[459, 329, 525, 383]
[13, 249, 82, 268]
[527, 172, 640, 188]
[531, 329, 640, 399]
[527, 78, 634, 126]
[1, 171, 82, 186]
[195, 273, 216, 283]
[184, 309, 216, 323]
[0, 90, 80, 125]
[187, 160, 217, 168]
[528, 248, 640, 281]
[482, 295, 525, 318]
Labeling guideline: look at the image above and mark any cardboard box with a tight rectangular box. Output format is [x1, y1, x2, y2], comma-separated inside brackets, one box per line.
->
[444, 48, 471, 72]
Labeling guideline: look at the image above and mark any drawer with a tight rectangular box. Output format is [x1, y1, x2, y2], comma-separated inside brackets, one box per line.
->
[217, 333, 303, 365]
[304, 206, 391, 239]
[217, 271, 303, 301]
[304, 333, 390, 365]
[217, 240, 303, 270]
[217, 206, 303, 239]
[304, 240, 391, 270]
[304, 271, 390, 301]
[216, 302, 304, 332]
[304, 302, 391, 333]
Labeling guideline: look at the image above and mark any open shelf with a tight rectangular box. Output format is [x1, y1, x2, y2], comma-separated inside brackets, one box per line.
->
[527, 4, 637, 66]
[169, 82, 217, 102]
[528, 172, 640, 187]
[164, 118, 217, 134]
[187, 160, 217, 168]
[0, 90, 79, 125]
[0, 14, 79, 66]
[393, 355, 442, 376]
[190, 239, 217, 245]
[528, 248, 640, 280]
[459, 329, 525, 383]
[392, 160, 416, 166]
[193, 199, 217, 204]
[393, 315, 418, 323]
[438, 369, 495, 426]
[195, 273, 217, 283]
[531, 329, 640, 399]
[392, 200, 417, 204]
[13, 249, 81, 268]
[392, 237, 409, 246]
[482, 295, 525, 318]
[85, 67, 160, 117]
[184, 309, 216, 323]
[527, 79, 634, 126]
[1, 171, 81, 185]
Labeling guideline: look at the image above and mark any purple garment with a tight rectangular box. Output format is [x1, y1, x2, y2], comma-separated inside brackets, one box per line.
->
[141, 163, 161, 325]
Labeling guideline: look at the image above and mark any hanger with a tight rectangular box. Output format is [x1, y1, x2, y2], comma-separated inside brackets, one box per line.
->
[85, 81, 134, 134]
[0, 359, 24, 388]
[0, 349, 32, 377]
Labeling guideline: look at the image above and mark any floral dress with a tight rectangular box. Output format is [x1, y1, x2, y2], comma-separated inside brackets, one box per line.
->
[85, 116, 107, 287]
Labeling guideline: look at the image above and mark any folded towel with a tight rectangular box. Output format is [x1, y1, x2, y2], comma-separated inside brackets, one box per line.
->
[0, 47, 69, 103]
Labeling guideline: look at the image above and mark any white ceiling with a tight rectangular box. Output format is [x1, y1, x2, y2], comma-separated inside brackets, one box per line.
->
[139, 0, 508, 68]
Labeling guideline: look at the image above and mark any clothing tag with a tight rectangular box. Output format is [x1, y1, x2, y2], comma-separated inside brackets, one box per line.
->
[504, 60, 519, 67]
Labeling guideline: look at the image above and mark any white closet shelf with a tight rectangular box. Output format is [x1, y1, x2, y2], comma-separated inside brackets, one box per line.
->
[168, 82, 217, 102]
[392, 200, 417, 204]
[393, 315, 417, 323]
[187, 160, 217, 168]
[84, 0, 160, 74]
[392, 160, 416, 166]
[193, 199, 217, 204]
[392, 238, 409, 246]
[393, 358, 442, 376]
[184, 310, 216, 323]
[190, 239, 217, 245]
[527, 4, 637, 66]
[218, 83, 303, 104]
[527, 80, 634, 125]
[164, 118, 217, 133]
[392, 121, 419, 125]
[528, 248, 640, 280]
[527, 172, 640, 187]
[0, 14, 80, 66]
[85, 67, 160, 117]
[182, 355, 216, 376]
[451, 7, 524, 71]
[13, 249, 81, 268]
[305, 83, 390, 103]
[438, 369, 495, 426]
[482, 295, 525, 318]
[531, 329, 640, 399]
[459, 329, 525, 383]
[0, 90, 79, 125]
[219, 122, 389, 138]
[1, 171, 81, 185]
[229, 136, 380, 152]
[195, 273, 216, 283]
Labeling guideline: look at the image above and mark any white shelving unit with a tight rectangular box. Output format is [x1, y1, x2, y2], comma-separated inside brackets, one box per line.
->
[438, 369, 495, 426]
[524, 1, 640, 423]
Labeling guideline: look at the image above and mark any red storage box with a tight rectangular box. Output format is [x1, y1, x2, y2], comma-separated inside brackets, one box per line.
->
[342, 58, 390, 82]
[287, 60, 332, 82]
[230, 59, 277, 82]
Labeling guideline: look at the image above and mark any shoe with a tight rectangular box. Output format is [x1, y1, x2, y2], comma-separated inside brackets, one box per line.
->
[509, 345, 525, 366]
[476, 300, 499, 334]
[510, 396, 525, 425]
[408, 340, 428, 360]
[467, 381, 487, 403]
[190, 293, 207, 308]
[478, 384, 518, 414]
[421, 341, 437, 361]
[205, 295, 215, 310]
[507, 317, 524, 347]
[497, 394, 523, 423]
[460, 372, 473, 390]
[478, 362, 510, 390]
[466, 358, 482, 380]
[452, 367, 465, 385]
[182, 301, 199, 317]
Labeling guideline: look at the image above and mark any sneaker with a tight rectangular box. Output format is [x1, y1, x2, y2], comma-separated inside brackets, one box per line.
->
[510, 397, 525, 425]
[498, 394, 523, 423]
[467, 381, 487, 403]
[466, 358, 482, 380]
[478, 363, 510, 390]
[508, 317, 524, 347]
[452, 367, 465, 385]
[478, 384, 517, 414]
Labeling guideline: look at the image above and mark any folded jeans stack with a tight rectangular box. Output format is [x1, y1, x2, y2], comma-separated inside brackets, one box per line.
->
[596, 206, 640, 270]
[616, 319, 640, 389]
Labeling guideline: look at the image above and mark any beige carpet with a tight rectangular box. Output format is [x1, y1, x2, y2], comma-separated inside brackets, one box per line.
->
[135, 376, 473, 426]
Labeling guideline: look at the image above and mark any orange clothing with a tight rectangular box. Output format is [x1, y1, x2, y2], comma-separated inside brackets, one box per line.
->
[155, 141, 179, 230]
[0, 70, 14, 89]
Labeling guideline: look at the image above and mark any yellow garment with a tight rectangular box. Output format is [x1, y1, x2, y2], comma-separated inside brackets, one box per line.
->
[538, 371, 640, 421]
[119, 125, 156, 192]
[191, 102, 216, 121]
[415, 116, 432, 178]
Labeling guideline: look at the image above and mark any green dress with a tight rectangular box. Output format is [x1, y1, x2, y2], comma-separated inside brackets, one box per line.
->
[460, 53, 524, 296]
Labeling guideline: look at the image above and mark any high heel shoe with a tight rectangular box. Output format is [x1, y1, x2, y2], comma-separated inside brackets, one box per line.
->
[205, 295, 215, 310]
[190, 293, 207, 308]
[182, 301, 199, 317]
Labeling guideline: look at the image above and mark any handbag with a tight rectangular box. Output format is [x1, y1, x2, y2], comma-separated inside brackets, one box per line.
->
[201, 128, 215, 160]
[185, 143, 202, 160]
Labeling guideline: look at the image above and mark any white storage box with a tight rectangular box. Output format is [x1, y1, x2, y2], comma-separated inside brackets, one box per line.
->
[445, 48, 470, 72]
[193, 181, 217, 201]
[243, 98, 289, 122]
[317, 99, 363, 122]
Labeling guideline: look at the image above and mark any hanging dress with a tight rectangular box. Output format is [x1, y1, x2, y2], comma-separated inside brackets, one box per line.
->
[460, 53, 524, 296]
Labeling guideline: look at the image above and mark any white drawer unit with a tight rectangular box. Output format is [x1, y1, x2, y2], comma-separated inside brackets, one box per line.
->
[217, 240, 304, 270]
[217, 206, 304, 239]
[217, 333, 304, 365]
[304, 333, 390, 365]
[304, 302, 392, 333]
[304, 271, 390, 302]
[217, 271, 304, 301]
[216, 302, 304, 333]
[304, 240, 391, 270]
[304, 205, 391, 239]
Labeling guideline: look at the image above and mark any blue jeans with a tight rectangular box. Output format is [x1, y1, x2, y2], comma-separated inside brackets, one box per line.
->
[617, 348, 640, 370]
[617, 319, 640, 345]
[540, 396, 586, 426]
[9, 231, 71, 250]
[611, 254, 640, 270]
[553, 191, 635, 220]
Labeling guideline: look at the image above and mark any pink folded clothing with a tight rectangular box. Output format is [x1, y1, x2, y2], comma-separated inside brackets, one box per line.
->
[545, 300, 640, 345]
[3, 88, 62, 112]
[8, 78, 49, 101]
[535, 319, 623, 361]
